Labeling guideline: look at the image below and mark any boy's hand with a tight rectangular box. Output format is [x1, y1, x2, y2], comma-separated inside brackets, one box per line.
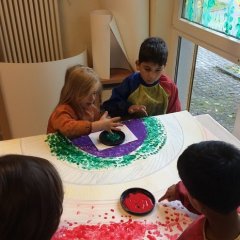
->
[158, 184, 178, 202]
[128, 105, 148, 116]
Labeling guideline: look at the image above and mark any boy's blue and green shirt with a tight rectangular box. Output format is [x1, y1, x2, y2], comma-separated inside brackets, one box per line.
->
[102, 72, 181, 118]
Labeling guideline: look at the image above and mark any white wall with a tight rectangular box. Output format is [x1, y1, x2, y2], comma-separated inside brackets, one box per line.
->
[59, 0, 100, 64]
[60, 0, 174, 73]
[150, 0, 175, 78]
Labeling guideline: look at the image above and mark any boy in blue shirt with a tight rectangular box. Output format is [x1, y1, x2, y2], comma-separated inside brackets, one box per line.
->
[103, 37, 181, 118]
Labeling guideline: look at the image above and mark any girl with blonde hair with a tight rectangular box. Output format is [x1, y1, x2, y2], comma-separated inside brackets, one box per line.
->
[47, 65, 121, 138]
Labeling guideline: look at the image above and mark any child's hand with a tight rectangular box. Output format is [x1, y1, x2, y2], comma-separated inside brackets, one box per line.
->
[100, 111, 122, 131]
[128, 105, 148, 116]
[92, 111, 122, 132]
[158, 184, 177, 202]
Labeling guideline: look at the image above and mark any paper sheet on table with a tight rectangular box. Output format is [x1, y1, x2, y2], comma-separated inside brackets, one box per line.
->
[88, 125, 137, 151]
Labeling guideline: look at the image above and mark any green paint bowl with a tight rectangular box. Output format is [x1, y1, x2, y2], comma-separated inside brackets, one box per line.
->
[99, 130, 125, 146]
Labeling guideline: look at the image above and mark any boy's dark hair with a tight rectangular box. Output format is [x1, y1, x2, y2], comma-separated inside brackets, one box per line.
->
[0, 154, 64, 240]
[138, 37, 168, 65]
[177, 141, 240, 214]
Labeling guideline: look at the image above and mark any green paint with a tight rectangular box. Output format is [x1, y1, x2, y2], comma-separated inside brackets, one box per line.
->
[201, 0, 217, 26]
[182, 0, 239, 39]
[184, 0, 194, 21]
[105, 132, 121, 142]
[224, 0, 234, 34]
[236, 17, 240, 39]
[46, 117, 167, 170]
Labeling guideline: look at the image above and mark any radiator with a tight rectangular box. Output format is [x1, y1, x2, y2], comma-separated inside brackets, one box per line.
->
[0, 0, 63, 63]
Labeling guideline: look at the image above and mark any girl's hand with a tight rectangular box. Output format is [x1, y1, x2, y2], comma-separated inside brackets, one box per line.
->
[100, 111, 122, 131]
[92, 111, 122, 132]
[128, 105, 148, 116]
[158, 184, 177, 202]
[99, 111, 111, 120]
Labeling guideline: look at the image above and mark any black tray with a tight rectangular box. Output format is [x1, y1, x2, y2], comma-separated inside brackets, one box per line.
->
[120, 188, 155, 216]
[99, 130, 125, 146]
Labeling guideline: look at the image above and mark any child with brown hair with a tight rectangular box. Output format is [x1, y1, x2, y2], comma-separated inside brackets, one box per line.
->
[47, 65, 122, 138]
[159, 141, 240, 240]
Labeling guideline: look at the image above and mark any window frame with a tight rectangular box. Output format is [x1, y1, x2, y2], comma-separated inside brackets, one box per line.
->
[172, 0, 240, 137]
[172, 0, 240, 65]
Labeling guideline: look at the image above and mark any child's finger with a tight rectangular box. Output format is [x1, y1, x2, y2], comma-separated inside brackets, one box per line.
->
[141, 109, 148, 116]
[158, 193, 169, 202]
[139, 105, 146, 110]
[111, 116, 121, 122]
[112, 122, 123, 128]
[111, 127, 121, 131]
[100, 111, 109, 119]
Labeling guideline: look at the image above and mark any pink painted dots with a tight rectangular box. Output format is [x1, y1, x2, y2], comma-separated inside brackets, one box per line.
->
[52, 220, 160, 240]
[54, 204, 193, 239]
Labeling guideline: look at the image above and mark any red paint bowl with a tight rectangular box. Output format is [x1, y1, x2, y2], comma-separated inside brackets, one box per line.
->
[120, 188, 155, 216]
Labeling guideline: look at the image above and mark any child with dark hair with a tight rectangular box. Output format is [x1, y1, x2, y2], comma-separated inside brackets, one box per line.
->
[103, 37, 181, 118]
[0, 154, 64, 240]
[159, 141, 240, 240]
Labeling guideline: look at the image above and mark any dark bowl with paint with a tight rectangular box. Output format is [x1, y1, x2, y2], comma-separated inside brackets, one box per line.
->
[99, 130, 125, 146]
[120, 188, 155, 216]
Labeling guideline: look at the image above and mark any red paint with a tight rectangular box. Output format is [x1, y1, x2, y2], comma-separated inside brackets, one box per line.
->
[147, 235, 156, 240]
[52, 203, 193, 239]
[123, 192, 154, 213]
[164, 233, 179, 240]
[52, 220, 159, 240]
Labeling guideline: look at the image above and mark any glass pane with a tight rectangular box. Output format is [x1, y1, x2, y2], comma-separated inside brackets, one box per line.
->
[189, 46, 240, 132]
[182, 0, 240, 39]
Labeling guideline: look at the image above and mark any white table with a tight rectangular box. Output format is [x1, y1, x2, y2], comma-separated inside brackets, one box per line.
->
[194, 114, 240, 148]
[0, 111, 239, 240]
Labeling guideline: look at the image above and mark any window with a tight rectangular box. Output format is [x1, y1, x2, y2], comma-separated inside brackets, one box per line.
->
[182, 0, 240, 39]
[189, 46, 240, 132]
[172, 0, 239, 64]
[172, 0, 240, 135]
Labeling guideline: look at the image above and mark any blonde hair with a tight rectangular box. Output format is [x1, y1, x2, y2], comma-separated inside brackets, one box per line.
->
[58, 65, 101, 108]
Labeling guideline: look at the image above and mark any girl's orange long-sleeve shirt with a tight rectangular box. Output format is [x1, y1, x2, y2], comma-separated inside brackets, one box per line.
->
[47, 104, 100, 138]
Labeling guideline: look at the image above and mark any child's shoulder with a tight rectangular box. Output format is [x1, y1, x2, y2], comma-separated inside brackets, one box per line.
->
[159, 74, 177, 89]
[160, 74, 173, 83]
[118, 72, 142, 88]
[178, 215, 205, 240]
[55, 104, 72, 111]
[54, 104, 76, 115]
[124, 71, 141, 82]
